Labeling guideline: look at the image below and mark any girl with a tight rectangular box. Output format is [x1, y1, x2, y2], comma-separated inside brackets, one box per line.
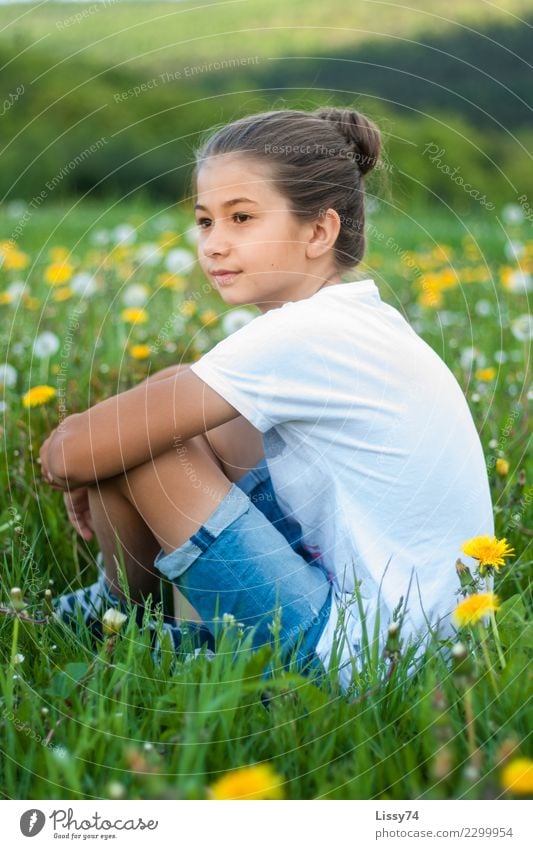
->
[41, 107, 494, 692]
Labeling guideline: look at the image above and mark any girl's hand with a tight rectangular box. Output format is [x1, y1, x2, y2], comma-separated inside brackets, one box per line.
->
[63, 487, 94, 541]
[39, 429, 67, 490]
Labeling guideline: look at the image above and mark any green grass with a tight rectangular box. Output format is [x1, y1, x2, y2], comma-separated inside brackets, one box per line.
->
[0, 198, 531, 799]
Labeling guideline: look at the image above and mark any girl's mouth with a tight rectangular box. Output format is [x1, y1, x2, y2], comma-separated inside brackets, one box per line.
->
[213, 272, 241, 286]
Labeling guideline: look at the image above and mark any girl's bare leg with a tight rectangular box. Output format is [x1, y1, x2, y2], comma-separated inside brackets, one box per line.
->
[86, 435, 232, 618]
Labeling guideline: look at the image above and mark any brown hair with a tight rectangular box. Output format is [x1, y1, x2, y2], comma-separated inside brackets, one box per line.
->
[192, 106, 382, 271]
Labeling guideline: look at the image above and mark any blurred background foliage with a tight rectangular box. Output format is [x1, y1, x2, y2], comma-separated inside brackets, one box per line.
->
[0, 0, 532, 210]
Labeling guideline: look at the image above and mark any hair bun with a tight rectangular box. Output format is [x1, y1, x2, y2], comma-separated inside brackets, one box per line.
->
[313, 107, 381, 175]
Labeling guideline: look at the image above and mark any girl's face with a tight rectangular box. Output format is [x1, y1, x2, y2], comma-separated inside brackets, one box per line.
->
[194, 154, 341, 313]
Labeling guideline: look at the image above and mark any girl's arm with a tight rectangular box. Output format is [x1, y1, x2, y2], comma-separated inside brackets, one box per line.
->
[45, 369, 239, 489]
[138, 363, 190, 385]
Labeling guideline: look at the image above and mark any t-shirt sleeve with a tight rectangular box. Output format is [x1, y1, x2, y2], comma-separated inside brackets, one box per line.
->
[189, 307, 331, 433]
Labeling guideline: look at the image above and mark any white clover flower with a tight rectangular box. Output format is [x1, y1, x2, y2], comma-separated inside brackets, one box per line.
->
[511, 313, 533, 342]
[475, 299, 492, 317]
[494, 350, 508, 364]
[504, 240, 525, 262]
[6, 200, 27, 219]
[153, 214, 174, 232]
[122, 283, 149, 306]
[173, 315, 187, 335]
[0, 363, 18, 388]
[184, 224, 200, 245]
[32, 331, 60, 359]
[194, 331, 211, 352]
[506, 270, 532, 294]
[165, 247, 195, 274]
[102, 608, 128, 636]
[221, 308, 256, 336]
[460, 347, 484, 370]
[501, 203, 524, 225]
[70, 271, 97, 297]
[6, 281, 27, 300]
[136, 243, 162, 267]
[13, 653, 25, 665]
[90, 229, 111, 246]
[113, 223, 136, 246]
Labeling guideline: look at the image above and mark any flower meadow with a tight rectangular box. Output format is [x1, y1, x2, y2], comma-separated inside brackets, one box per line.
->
[0, 198, 531, 801]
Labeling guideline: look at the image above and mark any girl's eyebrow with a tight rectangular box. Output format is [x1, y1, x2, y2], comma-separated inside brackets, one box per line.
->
[194, 197, 259, 211]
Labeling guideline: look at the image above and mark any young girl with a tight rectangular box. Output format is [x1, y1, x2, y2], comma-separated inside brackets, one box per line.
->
[41, 106, 494, 692]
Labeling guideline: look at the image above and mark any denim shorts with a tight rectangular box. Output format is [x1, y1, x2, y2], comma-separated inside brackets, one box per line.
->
[153, 457, 333, 677]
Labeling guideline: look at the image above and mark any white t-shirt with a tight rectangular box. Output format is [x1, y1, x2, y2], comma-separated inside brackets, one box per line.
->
[189, 279, 494, 691]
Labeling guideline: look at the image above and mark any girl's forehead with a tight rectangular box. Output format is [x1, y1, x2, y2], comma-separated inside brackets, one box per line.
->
[195, 154, 278, 201]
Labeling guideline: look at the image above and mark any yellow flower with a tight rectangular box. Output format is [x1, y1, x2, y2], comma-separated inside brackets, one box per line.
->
[1, 247, 30, 270]
[23, 295, 40, 310]
[501, 757, 533, 795]
[45, 262, 74, 286]
[208, 764, 284, 800]
[157, 273, 185, 290]
[0, 292, 15, 305]
[180, 300, 196, 317]
[49, 247, 69, 262]
[158, 231, 181, 248]
[121, 307, 148, 324]
[129, 344, 151, 360]
[495, 458, 509, 476]
[200, 309, 218, 326]
[453, 592, 500, 628]
[53, 286, 73, 302]
[475, 367, 496, 381]
[22, 385, 56, 409]
[461, 535, 515, 571]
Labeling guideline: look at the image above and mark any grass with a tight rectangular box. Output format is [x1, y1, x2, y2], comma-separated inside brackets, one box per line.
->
[0, 197, 531, 799]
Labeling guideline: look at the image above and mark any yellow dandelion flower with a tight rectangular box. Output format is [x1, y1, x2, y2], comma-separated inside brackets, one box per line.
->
[121, 307, 148, 324]
[158, 231, 181, 248]
[129, 344, 151, 360]
[45, 262, 74, 286]
[453, 592, 500, 628]
[501, 757, 533, 795]
[53, 286, 73, 302]
[0, 292, 15, 305]
[22, 385, 56, 409]
[418, 285, 443, 309]
[495, 458, 509, 477]
[200, 309, 218, 326]
[158, 273, 185, 291]
[49, 247, 69, 262]
[23, 295, 40, 310]
[110, 246, 131, 263]
[461, 535, 515, 571]
[208, 764, 284, 800]
[2, 249, 30, 271]
[436, 268, 458, 290]
[475, 367, 496, 381]
[180, 300, 196, 317]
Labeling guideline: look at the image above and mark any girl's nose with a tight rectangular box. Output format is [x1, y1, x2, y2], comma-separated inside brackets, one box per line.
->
[203, 224, 231, 257]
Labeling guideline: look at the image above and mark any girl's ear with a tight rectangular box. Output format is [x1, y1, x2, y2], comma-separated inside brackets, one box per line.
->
[305, 208, 341, 259]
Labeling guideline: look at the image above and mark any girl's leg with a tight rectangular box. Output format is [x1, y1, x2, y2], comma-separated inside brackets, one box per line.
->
[86, 434, 232, 607]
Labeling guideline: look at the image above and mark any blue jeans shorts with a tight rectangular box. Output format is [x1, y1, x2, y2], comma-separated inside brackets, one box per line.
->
[153, 457, 334, 677]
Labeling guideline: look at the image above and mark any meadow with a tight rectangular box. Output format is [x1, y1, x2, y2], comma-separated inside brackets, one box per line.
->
[0, 196, 531, 800]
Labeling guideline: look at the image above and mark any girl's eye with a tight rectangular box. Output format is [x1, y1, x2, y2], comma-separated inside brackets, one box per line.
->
[196, 213, 252, 229]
